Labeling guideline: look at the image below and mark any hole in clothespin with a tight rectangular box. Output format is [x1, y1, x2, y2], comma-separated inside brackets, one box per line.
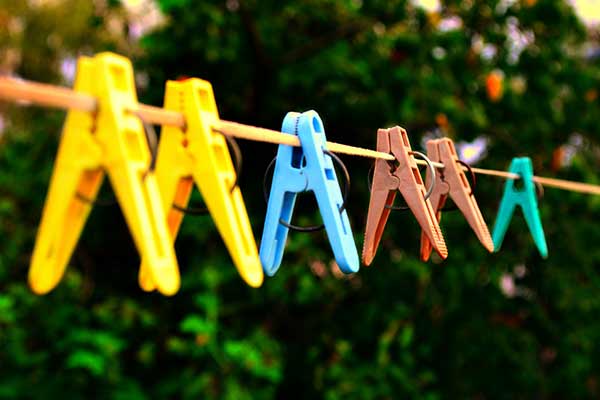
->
[312, 116, 323, 133]
[511, 174, 544, 201]
[386, 157, 400, 174]
[513, 174, 525, 191]
[401, 132, 410, 147]
[325, 168, 335, 180]
[291, 147, 306, 169]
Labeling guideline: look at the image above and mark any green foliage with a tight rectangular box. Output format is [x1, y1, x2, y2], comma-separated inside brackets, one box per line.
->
[1, 0, 600, 398]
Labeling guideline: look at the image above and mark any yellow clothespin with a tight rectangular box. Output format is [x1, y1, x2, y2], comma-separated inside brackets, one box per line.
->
[29, 53, 181, 295]
[138, 79, 263, 290]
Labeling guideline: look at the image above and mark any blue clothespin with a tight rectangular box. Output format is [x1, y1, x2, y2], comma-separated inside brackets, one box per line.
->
[492, 157, 548, 258]
[259, 110, 359, 276]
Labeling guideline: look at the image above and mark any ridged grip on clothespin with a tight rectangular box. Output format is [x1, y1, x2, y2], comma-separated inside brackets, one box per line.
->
[362, 127, 447, 266]
[259, 110, 359, 276]
[492, 157, 548, 258]
[420, 138, 493, 261]
[138, 78, 263, 291]
[29, 53, 180, 295]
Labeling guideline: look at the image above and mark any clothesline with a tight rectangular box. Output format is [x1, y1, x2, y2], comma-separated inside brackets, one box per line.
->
[0, 76, 599, 196]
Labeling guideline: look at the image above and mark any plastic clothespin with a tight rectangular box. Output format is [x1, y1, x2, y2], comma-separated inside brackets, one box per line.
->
[29, 53, 180, 295]
[259, 110, 359, 276]
[137, 78, 263, 290]
[362, 126, 447, 266]
[419, 138, 494, 261]
[492, 157, 548, 258]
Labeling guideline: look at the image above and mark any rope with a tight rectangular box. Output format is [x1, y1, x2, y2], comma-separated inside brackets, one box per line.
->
[471, 167, 520, 180]
[0, 76, 599, 196]
[532, 176, 600, 195]
[215, 120, 396, 161]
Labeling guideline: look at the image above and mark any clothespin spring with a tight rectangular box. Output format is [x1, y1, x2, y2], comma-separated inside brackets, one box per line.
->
[262, 150, 351, 233]
[440, 159, 477, 212]
[75, 112, 158, 206]
[171, 133, 243, 215]
[510, 172, 545, 200]
[367, 150, 437, 211]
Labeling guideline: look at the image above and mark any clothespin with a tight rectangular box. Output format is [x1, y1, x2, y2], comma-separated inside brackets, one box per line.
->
[259, 110, 359, 276]
[29, 53, 180, 295]
[362, 127, 447, 266]
[419, 138, 494, 261]
[492, 157, 548, 257]
[137, 78, 263, 291]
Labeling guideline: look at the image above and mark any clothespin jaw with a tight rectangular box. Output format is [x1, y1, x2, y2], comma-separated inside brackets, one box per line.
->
[362, 127, 447, 266]
[362, 129, 400, 266]
[138, 78, 264, 290]
[29, 53, 181, 295]
[259, 110, 359, 276]
[419, 138, 494, 261]
[492, 157, 548, 258]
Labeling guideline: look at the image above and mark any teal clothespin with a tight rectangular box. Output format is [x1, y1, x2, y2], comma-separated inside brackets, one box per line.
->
[492, 157, 548, 258]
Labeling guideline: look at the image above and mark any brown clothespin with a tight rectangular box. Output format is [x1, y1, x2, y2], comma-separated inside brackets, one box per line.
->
[362, 126, 448, 266]
[419, 138, 494, 261]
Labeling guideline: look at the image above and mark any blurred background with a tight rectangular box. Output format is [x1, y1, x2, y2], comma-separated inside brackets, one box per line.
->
[1, 0, 600, 398]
